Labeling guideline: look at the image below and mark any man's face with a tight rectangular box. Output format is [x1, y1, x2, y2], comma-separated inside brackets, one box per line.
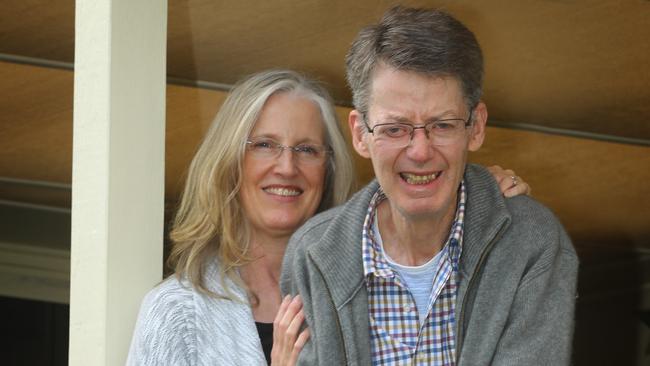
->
[349, 65, 487, 223]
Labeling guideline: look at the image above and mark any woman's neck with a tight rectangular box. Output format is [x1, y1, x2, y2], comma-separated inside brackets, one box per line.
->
[238, 236, 289, 323]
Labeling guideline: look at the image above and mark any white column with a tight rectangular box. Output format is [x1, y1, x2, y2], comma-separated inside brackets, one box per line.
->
[69, 0, 167, 365]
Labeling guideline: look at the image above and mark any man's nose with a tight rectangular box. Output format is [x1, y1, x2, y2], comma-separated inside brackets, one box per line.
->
[407, 128, 434, 161]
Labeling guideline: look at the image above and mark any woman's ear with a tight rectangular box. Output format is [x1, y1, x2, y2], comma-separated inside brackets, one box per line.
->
[348, 110, 371, 158]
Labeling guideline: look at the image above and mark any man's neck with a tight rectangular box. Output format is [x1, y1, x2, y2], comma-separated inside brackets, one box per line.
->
[377, 200, 456, 267]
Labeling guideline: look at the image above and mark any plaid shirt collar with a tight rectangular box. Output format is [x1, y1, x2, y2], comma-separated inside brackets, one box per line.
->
[362, 181, 466, 279]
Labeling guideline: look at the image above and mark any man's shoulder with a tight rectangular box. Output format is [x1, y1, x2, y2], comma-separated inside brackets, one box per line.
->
[506, 193, 556, 221]
[281, 182, 375, 305]
[289, 180, 379, 252]
[502, 195, 577, 260]
[506, 195, 567, 236]
[291, 205, 344, 248]
[464, 164, 576, 259]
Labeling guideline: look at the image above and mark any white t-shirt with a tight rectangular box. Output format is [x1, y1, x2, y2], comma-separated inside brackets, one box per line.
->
[372, 219, 443, 324]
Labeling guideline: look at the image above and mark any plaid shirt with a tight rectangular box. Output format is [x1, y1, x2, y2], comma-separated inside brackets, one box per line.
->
[363, 183, 466, 366]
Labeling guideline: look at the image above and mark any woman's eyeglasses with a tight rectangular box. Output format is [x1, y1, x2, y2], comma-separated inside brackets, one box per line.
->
[245, 138, 331, 165]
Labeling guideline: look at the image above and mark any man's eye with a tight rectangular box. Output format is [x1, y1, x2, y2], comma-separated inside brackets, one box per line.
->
[432, 121, 458, 130]
[381, 125, 409, 137]
[295, 144, 319, 155]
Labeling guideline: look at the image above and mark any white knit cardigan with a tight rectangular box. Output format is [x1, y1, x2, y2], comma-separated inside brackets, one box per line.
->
[126, 260, 267, 365]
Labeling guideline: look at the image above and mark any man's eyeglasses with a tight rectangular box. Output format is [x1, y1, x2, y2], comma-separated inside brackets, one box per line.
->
[245, 138, 331, 165]
[363, 111, 473, 148]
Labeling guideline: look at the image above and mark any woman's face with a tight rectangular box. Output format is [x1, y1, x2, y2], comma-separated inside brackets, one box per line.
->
[240, 92, 328, 241]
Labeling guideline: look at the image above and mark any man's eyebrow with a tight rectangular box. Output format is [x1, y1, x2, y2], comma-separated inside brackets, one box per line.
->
[381, 110, 461, 124]
[426, 110, 462, 122]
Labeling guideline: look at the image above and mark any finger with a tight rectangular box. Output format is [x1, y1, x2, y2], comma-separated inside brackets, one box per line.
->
[281, 299, 303, 349]
[285, 309, 305, 341]
[279, 296, 303, 329]
[275, 295, 292, 323]
[496, 173, 518, 194]
[497, 175, 512, 193]
[490, 166, 515, 180]
[487, 166, 515, 184]
[282, 309, 305, 356]
[486, 165, 503, 175]
[486, 165, 503, 183]
[276, 296, 303, 361]
[271, 295, 293, 364]
[500, 169, 515, 183]
[273, 295, 292, 341]
[504, 181, 531, 197]
[287, 329, 310, 366]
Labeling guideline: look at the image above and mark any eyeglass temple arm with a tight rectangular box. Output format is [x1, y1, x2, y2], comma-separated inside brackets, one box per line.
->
[360, 112, 374, 133]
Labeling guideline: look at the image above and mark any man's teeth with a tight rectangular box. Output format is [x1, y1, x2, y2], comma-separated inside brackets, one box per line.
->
[401, 172, 439, 185]
[264, 187, 301, 196]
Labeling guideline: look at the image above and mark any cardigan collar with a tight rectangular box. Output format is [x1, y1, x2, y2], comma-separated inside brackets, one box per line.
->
[306, 164, 512, 308]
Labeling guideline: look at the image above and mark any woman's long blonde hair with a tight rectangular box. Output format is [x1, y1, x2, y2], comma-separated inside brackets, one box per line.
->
[167, 69, 356, 298]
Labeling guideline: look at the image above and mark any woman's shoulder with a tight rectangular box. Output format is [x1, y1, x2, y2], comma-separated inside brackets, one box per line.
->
[128, 261, 267, 366]
[141, 275, 195, 315]
[127, 276, 198, 365]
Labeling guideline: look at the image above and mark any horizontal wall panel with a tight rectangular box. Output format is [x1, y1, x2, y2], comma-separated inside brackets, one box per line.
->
[0, 62, 648, 250]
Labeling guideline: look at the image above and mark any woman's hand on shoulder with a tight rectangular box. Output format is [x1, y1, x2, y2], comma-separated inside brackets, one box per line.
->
[487, 165, 532, 198]
[271, 295, 310, 366]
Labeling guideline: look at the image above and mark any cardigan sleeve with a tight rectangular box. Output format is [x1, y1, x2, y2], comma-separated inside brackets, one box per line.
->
[490, 213, 579, 365]
[126, 278, 196, 366]
[280, 233, 321, 365]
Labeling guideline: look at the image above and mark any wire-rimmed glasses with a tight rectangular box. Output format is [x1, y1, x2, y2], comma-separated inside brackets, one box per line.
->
[245, 137, 331, 165]
[363, 111, 474, 148]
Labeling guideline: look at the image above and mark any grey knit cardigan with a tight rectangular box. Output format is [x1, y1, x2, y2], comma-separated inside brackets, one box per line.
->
[281, 164, 579, 365]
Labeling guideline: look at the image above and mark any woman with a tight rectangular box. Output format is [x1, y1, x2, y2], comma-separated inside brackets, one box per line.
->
[127, 69, 530, 365]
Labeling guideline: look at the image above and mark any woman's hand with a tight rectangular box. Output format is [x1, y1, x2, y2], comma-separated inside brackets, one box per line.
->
[487, 165, 532, 198]
[271, 295, 310, 366]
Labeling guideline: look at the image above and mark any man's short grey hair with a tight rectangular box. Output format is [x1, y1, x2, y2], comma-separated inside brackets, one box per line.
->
[345, 6, 484, 115]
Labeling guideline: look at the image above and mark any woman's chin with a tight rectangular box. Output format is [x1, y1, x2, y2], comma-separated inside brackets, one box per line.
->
[254, 217, 305, 239]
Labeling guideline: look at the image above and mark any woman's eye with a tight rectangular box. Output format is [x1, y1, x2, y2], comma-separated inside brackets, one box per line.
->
[295, 144, 318, 155]
[252, 141, 274, 149]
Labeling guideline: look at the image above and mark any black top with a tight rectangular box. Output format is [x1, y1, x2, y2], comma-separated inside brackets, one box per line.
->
[255, 321, 274, 365]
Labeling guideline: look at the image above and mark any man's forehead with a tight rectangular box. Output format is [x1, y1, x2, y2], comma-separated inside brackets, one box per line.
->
[366, 68, 466, 119]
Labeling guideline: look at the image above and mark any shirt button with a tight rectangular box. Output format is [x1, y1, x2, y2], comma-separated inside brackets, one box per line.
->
[404, 305, 411, 312]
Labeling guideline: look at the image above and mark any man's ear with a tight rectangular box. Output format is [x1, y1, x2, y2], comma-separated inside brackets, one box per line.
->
[348, 110, 371, 158]
[468, 102, 488, 152]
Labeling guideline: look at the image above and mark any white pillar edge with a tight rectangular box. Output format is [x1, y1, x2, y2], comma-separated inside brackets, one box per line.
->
[69, 0, 167, 365]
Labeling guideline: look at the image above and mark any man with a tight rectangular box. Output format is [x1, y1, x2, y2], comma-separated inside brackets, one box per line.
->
[281, 6, 578, 365]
